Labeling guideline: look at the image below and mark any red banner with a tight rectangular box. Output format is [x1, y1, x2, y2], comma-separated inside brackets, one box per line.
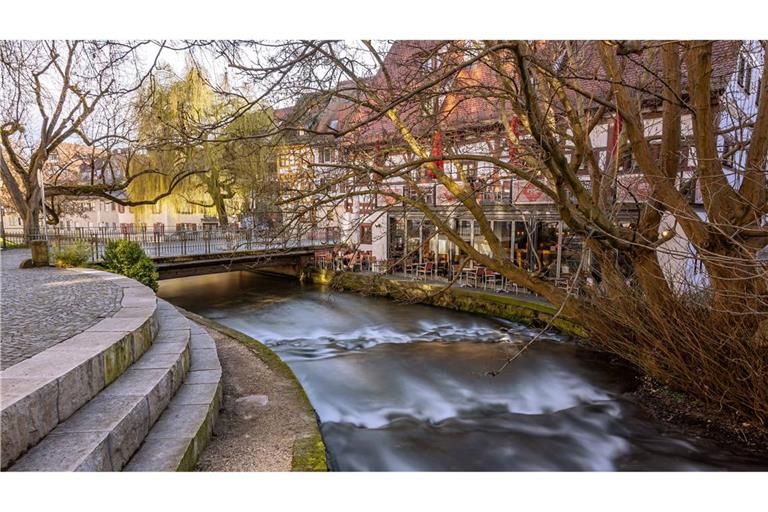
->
[428, 131, 444, 178]
[508, 115, 519, 162]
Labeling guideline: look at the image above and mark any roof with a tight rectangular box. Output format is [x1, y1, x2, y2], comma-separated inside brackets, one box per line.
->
[276, 40, 743, 148]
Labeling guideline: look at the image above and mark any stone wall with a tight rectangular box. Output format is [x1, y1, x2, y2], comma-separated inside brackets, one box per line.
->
[331, 272, 586, 338]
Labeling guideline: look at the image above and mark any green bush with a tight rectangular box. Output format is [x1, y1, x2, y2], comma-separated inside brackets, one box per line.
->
[53, 241, 92, 268]
[102, 239, 159, 291]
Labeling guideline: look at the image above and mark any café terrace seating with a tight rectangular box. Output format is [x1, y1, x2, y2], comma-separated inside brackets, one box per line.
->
[315, 250, 577, 298]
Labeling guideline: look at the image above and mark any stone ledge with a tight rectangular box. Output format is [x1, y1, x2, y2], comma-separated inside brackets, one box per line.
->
[7, 304, 191, 471]
[0, 269, 158, 470]
[124, 325, 222, 472]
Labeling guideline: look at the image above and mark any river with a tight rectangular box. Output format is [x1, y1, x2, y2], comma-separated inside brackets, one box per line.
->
[159, 271, 768, 471]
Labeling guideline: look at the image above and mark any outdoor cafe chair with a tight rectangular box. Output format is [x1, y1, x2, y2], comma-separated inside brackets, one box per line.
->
[416, 262, 435, 280]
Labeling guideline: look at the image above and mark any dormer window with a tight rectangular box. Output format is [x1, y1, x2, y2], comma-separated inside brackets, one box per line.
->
[420, 45, 450, 74]
[737, 52, 753, 94]
[554, 48, 568, 74]
[737, 55, 746, 87]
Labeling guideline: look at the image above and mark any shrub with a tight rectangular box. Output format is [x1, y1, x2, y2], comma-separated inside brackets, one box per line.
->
[125, 257, 160, 292]
[53, 241, 92, 268]
[102, 239, 159, 291]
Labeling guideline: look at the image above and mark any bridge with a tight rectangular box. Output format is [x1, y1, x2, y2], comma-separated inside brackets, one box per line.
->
[1, 227, 339, 279]
[153, 246, 326, 280]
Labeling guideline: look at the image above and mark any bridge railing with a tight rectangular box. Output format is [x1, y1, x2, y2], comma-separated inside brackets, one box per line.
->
[1, 226, 341, 262]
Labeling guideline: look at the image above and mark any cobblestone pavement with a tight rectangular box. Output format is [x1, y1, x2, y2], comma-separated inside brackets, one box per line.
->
[0, 249, 123, 370]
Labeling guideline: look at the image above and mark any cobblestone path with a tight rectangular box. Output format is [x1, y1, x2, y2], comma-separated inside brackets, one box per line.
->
[0, 249, 123, 370]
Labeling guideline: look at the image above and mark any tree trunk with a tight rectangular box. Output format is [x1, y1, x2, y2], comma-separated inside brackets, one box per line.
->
[23, 205, 40, 241]
[214, 193, 229, 227]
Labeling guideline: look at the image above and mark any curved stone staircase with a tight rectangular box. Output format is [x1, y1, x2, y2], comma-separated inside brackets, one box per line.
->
[1, 269, 222, 471]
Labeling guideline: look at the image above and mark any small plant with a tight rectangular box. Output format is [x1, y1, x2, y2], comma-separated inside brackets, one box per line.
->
[53, 240, 92, 268]
[0, 237, 26, 250]
[102, 239, 159, 291]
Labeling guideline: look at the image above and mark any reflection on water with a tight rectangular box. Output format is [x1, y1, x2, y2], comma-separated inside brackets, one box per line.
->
[160, 271, 768, 471]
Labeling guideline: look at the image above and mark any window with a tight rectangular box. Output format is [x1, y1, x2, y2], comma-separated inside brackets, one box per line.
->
[360, 223, 373, 244]
[278, 154, 291, 167]
[460, 161, 478, 189]
[320, 147, 335, 164]
[176, 203, 194, 215]
[745, 64, 753, 94]
[737, 55, 746, 87]
[345, 197, 353, 213]
[359, 195, 375, 214]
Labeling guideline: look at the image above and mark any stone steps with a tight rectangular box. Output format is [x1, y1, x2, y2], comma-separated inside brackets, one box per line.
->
[0, 271, 158, 470]
[8, 300, 192, 471]
[125, 320, 222, 471]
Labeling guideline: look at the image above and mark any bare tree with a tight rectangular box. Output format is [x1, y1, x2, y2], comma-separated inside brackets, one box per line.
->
[226, 40, 768, 423]
[0, 40, 209, 238]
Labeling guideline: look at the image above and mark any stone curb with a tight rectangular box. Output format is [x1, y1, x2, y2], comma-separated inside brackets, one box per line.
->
[0, 268, 158, 470]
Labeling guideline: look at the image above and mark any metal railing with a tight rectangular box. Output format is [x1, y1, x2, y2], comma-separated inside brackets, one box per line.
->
[1, 226, 341, 262]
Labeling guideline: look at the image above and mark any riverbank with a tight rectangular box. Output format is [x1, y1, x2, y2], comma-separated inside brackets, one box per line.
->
[327, 271, 586, 337]
[326, 270, 768, 460]
[630, 377, 768, 459]
[178, 309, 327, 471]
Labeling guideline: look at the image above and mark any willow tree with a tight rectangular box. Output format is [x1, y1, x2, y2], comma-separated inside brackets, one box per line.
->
[130, 66, 275, 226]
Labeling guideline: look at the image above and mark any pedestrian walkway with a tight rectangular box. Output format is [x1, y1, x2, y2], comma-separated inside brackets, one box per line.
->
[0, 249, 122, 369]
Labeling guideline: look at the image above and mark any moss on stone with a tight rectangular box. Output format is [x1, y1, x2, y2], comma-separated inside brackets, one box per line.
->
[291, 433, 328, 472]
[104, 336, 132, 385]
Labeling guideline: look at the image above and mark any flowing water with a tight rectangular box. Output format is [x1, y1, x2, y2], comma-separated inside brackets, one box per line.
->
[159, 271, 768, 471]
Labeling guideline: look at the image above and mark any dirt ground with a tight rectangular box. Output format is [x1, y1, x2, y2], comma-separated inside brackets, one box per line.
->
[194, 324, 324, 471]
[630, 376, 768, 459]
